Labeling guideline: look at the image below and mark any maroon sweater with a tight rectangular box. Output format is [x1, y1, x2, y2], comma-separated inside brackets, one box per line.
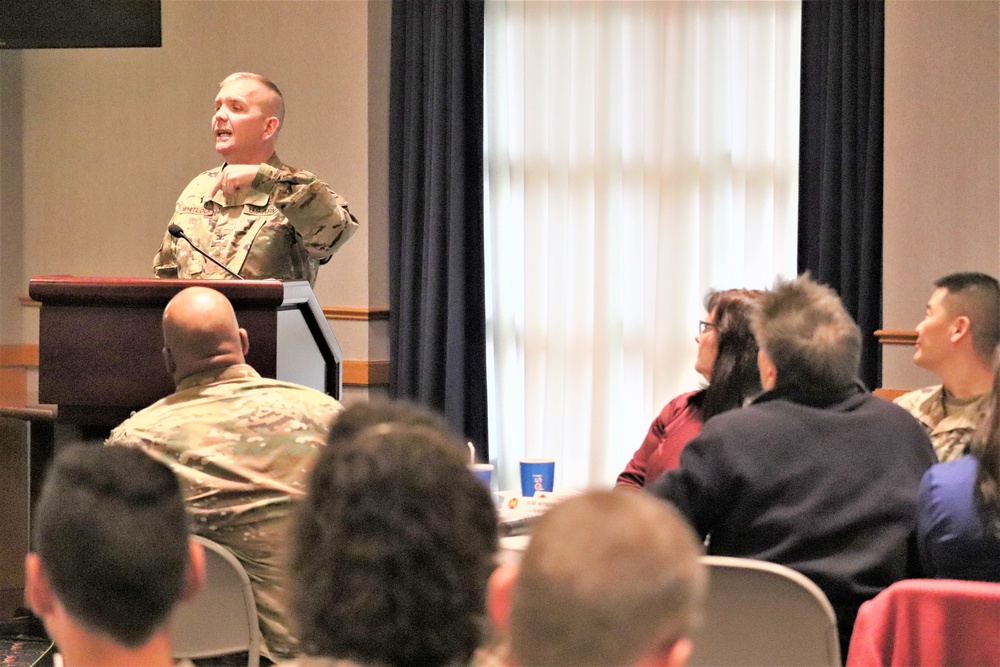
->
[616, 390, 703, 489]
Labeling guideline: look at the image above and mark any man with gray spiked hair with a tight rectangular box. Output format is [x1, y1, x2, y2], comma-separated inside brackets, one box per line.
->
[650, 274, 936, 659]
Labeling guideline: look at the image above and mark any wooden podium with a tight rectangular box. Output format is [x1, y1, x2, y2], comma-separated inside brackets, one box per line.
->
[28, 276, 342, 431]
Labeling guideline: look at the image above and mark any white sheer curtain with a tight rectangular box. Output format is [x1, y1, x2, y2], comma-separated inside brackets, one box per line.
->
[484, 0, 801, 492]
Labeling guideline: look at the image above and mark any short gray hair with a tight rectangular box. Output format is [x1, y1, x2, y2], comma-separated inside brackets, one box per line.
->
[752, 274, 861, 394]
[219, 72, 285, 124]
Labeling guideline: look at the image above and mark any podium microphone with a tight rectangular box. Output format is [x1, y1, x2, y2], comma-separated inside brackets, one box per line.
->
[168, 224, 245, 280]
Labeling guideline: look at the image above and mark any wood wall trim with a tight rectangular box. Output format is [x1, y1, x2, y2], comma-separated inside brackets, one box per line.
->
[22, 294, 390, 322]
[873, 387, 909, 401]
[0, 344, 39, 367]
[343, 360, 390, 386]
[2, 343, 388, 388]
[322, 306, 390, 321]
[875, 329, 917, 345]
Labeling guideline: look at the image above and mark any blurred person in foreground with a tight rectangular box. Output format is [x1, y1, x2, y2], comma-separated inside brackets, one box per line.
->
[617, 289, 763, 488]
[487, 490, 706, 667]
[650, 274, 936, 659]
[25, 446, 204, 667]
[918, 345, 1000, 581]
[107, 286, 343, 660]
[895, 272, 1000, 461]
[281, 400, 498, 667]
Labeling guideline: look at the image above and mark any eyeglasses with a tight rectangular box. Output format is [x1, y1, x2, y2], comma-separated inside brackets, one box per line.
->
[698, 320, 717, 334]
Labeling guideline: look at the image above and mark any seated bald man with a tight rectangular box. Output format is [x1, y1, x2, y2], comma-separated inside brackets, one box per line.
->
[106, 286, 344, 661]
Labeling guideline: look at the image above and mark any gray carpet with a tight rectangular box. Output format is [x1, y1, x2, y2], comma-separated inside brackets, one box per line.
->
[0, 637, 55, 666]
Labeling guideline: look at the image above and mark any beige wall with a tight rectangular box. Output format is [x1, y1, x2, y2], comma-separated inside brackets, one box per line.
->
[883, 0, 1000, 389]
[0, 2, 389, 598]
[6, 2, 994, 393]
[0, 0, 390, 393]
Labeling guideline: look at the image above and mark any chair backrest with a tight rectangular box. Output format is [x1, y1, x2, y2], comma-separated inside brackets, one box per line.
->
[689, 555, 840, 667]
[847, 578, 1000, 667]
[168, 536, 261, 667]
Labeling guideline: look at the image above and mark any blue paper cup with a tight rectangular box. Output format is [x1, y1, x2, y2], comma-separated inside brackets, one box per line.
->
[469, 463, 494, 487]
[519, 458, 555, 497]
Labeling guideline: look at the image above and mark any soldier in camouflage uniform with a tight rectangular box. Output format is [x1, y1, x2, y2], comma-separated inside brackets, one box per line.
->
[894, 272, 1000, 462]
[106, 286, 343, 661]
[154, 72, 357, 286]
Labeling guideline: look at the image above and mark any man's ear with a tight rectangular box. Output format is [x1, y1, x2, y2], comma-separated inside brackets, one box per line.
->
[24, 553, 56, 616]
[162, 346, 176, 376]
[951, 315, 972, 344]
[666, 637, 693, 667]
[487, 563, 519, 634]
[757, 348, 778, 390]
[637, 636, 693, 667]
[180, 539, 206, 602]
[262, 117, 280, 142]
[238, 328, 250, 357]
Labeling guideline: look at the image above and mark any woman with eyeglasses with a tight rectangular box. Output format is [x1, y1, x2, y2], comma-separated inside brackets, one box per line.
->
[616, 289, 764, 489]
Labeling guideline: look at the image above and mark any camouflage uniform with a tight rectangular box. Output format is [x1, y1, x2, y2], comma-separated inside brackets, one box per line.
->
[894, 385, 990, 462]
[154, 154, 358, 286]
[105, 364, 343, 660]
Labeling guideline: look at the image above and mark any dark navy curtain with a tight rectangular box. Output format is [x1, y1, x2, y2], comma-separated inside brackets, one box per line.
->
[388, 0, 489, 456]
[798, 0, 885, 390]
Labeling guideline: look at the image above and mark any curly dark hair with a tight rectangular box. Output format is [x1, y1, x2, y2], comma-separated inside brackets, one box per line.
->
[699, 288, 764, 421]
[291, 401, 499, 666]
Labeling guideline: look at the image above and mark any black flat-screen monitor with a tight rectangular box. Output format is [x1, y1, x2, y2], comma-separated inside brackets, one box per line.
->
[0, 0, 161, 49]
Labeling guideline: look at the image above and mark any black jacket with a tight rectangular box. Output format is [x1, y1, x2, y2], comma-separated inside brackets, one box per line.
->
[649, 382, 936, 652]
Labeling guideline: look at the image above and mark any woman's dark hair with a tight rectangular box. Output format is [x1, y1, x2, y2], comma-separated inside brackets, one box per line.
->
[971, 347, 1000, 538]
[699, 288, 764, 421]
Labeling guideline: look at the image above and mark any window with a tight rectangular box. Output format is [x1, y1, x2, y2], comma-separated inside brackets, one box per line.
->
[485, 0, 801, 490]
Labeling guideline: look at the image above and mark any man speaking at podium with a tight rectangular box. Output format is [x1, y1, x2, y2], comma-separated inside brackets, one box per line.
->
[153, 72, 358, 285]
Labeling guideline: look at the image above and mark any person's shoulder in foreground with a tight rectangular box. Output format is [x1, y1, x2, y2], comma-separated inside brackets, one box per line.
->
[918, 455, 1000, 582]
[25, 445, 204, 667]
[917, 344, 1000, 583]
[488, 489, 707, 667]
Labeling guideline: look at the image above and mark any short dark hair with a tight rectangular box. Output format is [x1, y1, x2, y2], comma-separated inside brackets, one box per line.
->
[935, 272, 1000, 361]
[700, 289, 764, 420]
[33, 445, 190, 647]
[752, 274, 861, 394]
[292, 401, 499, 666]
[510, 491, 707, 666]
